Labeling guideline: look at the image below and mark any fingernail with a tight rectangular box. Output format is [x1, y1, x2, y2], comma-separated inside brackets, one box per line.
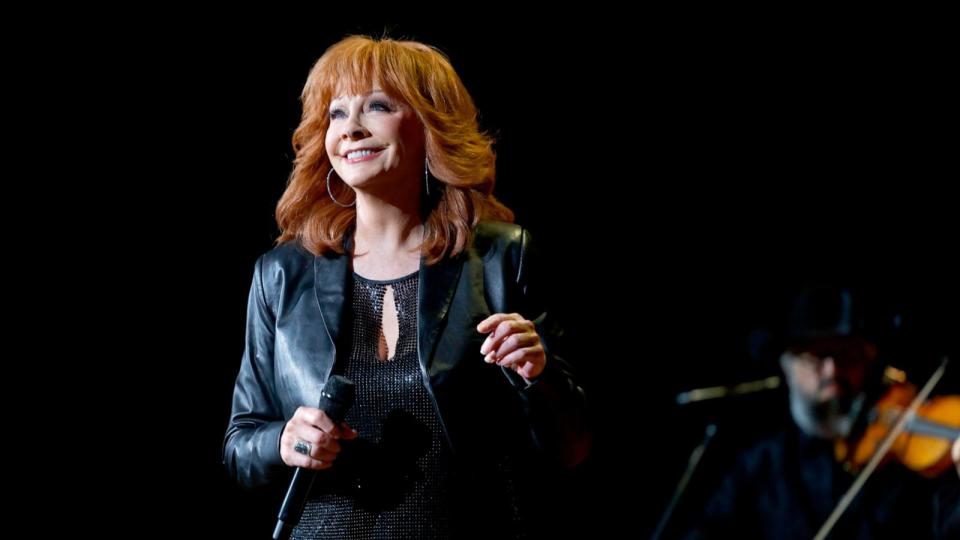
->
[484, 352, 494, 363]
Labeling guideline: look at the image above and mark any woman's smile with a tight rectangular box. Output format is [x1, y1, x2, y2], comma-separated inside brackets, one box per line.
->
[344, 148, 386, 164]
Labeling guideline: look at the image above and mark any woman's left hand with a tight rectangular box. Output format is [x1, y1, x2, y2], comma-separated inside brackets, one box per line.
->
[477, 313, 546, 381]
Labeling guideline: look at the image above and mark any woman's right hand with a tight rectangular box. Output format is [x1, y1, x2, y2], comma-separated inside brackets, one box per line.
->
[280, 406, 358, 470]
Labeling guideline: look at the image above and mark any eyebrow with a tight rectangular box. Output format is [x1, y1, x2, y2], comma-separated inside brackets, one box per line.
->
[330, 89, 388, 104]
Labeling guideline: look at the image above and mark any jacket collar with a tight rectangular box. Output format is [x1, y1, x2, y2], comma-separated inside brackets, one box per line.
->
[312, 231, 464, 375]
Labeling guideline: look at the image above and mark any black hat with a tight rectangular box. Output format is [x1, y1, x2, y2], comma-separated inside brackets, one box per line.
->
[748, 284, 882, 363]
[785, 285, 865, 343]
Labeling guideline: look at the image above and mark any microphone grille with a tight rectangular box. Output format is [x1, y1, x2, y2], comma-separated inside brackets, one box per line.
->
[318, 375, 355, 423]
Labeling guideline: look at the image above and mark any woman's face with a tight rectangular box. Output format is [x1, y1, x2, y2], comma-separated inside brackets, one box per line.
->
[325, 88, 425, 194]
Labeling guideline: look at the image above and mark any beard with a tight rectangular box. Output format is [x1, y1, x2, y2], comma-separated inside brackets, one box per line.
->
[790, 381, 865, 439]
[812, 379, 854, 419]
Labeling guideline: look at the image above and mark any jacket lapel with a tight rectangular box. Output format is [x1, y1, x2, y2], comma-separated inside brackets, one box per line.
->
[313, 249, 349, 382]
[418, 251, 465, 374]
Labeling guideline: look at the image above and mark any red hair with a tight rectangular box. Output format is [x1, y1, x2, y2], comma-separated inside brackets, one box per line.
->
[275, 35, 514, 264]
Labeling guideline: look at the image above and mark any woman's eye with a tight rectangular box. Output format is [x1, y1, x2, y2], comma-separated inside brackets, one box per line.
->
[329, 100, 390, 120]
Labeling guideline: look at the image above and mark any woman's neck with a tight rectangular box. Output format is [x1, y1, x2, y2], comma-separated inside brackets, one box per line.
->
[352, 190, 423, 253]
[350, 194, 424, 280]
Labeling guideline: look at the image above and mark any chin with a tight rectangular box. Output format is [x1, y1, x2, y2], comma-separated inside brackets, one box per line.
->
[817, 391, 841, 403]
[340, 174, 377, 188]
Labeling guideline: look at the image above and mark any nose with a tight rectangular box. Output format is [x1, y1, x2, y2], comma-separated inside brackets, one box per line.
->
[820, 356, 837, 378]
[340, 113, 369, 142]
[342, 126, 368, 140]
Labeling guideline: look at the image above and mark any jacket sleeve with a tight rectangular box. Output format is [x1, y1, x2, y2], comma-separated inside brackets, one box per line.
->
[222, 254, 288, 488]
[501, 228, 592, 468]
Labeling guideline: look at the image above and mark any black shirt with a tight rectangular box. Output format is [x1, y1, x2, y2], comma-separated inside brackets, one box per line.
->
[683, 422, 960, 539]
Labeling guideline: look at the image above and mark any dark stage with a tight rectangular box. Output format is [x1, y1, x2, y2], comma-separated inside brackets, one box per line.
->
[38, 15, 957, 538]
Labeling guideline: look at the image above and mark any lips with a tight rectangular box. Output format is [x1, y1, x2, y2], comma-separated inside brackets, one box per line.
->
[343, 147, 385, 163]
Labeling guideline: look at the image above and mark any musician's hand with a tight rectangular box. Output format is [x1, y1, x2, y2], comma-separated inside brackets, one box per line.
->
[952, 435, 959, 478]
[477, 313, 546, 381]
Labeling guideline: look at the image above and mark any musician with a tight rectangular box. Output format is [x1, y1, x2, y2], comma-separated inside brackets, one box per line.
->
[682, 285, 960, 539]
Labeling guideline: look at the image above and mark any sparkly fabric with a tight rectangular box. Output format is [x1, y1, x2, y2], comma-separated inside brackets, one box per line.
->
[291, 270, 453, 539]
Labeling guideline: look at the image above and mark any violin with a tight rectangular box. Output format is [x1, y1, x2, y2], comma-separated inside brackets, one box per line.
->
[815, 358, 958, 540]
[837, 371, 960, 478]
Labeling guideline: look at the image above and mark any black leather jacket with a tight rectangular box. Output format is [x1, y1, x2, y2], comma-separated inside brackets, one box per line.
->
[223, 221, 590, 489]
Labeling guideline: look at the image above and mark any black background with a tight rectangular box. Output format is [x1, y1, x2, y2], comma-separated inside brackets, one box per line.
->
[25, 12, 957, 538]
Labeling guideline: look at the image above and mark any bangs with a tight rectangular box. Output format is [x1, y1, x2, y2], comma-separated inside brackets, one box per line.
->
[311, 39, 413, 112]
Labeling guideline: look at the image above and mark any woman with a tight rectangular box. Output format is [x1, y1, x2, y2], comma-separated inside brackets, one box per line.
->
[223, 35, 591, 538]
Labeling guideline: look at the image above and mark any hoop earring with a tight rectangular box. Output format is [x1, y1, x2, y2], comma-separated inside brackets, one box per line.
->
[424, 157, 431, 197]
[326, 168, 355, 208]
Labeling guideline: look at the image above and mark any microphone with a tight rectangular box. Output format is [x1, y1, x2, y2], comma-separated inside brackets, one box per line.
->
[675, 376, 781, 405]
[273, 375, 356, 540]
